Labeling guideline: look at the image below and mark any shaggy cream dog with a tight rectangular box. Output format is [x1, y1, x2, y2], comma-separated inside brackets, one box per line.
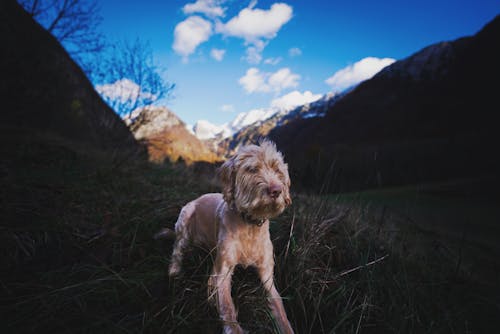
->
[166, 140, 294, 334]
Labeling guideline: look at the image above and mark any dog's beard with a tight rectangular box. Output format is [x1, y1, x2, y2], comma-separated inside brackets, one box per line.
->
[234, 181, 287, 219]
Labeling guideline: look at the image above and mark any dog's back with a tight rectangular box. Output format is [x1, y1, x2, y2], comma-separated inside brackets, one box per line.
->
[175, 193, 222, 250]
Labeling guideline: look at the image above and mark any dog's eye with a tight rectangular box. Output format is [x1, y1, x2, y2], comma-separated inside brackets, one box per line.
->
[246, 166, 259, 173]
[270, 163, 281, 173]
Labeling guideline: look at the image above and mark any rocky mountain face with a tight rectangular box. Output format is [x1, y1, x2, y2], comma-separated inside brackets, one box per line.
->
[125, 106, 220, 164]
[0, 0, 138, 151]
[268, 15, 500, 192]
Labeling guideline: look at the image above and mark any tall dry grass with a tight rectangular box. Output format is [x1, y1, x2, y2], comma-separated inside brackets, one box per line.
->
[1, 133, 497, 333]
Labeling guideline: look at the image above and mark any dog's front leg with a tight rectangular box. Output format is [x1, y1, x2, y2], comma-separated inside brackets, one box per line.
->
[258, 266, 294, 334]
[211, 258, 243, 334]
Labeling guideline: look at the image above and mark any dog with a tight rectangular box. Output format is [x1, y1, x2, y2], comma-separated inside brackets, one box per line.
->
[163, 140, 294, 334]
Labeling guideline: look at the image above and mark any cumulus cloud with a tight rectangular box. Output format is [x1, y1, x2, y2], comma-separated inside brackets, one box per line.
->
[96, 78, 155, 103]
[210, 48, 226, 61]
[216, 3, 292, 42]
[268, 68, 300, 91]
[288, 47, 301, 57]
[216, 2, 293, 64]
[173, 16, 212, 61]
[325, 57, 396, 91]
[270, 90, 322, 110]
[182, 0, 226, 18]
[238, 68, 267, 93]
[238, 67, 300, 94]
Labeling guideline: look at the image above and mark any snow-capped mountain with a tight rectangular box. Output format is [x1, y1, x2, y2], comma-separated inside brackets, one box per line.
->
[229, 108, 277, 130]
[192, 92, 325, 141]
[193, 108, 278, 140]
[217, 92, 341, 157]
[193, 120, 232, 140]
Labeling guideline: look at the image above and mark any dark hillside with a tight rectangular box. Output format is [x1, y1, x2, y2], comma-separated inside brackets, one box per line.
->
[271, 15, 500, 193]
[0, 0, 138, 150]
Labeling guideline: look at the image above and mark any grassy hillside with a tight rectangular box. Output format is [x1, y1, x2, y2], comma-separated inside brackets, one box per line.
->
[1, 132, 498, 333]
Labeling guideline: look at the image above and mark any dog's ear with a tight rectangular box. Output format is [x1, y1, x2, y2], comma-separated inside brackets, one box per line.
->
[218, 156, 236, 205]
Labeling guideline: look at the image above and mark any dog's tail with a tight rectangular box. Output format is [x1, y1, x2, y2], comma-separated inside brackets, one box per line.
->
[153, 227, 176, 240]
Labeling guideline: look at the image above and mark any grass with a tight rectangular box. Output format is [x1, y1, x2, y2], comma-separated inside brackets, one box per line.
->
[1, 131, 499, 333]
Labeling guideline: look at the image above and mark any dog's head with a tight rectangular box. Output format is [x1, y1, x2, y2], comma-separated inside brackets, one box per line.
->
[218, 139, 291, 220]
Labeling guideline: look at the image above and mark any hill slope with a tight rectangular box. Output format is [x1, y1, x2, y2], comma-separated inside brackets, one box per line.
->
[125, 106, 220, 164]
[270, 15, 500, 192]
[0, 0, 138, 150]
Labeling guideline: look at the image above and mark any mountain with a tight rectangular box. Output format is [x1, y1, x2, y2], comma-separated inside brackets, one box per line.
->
[217, 92, 340, 157]
[125, 106, 220, 164]
[0, 0, 138, 151]
[193, 108, 278, 140]
[193, 91, 325, 142]
[193, 120, 232, 140]
[268, 15, 500, 192]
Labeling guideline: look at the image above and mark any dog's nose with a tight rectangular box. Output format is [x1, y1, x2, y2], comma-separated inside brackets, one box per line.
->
[268, 184, 282, 199]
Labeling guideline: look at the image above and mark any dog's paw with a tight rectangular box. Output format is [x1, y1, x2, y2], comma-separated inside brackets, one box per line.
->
[222, 324, 244, 334]
[168, 263, 181, 277]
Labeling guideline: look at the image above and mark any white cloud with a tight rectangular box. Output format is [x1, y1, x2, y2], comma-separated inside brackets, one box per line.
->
[270, 90, 322, 110]
[216, 3, 292, 42]
[216, 2, 292, 64]
[173, 16, 212, 61]
[325, 57, 396, 91]
[268, 68, 300, 91]
[288, 47, 302, 57]
[263, 57, 282, 65]
[245, 46, 263, 64]
[238, 68, 267, 93]
[183, 0, 226, 18]
[220, 104, 235, 112]
[95, 78, 155, 103]
[238, 67, 300, 94]
[210, 48, 226, 61]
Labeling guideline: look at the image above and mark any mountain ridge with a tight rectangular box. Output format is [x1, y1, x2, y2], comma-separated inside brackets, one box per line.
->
[268, 14, 500, 192]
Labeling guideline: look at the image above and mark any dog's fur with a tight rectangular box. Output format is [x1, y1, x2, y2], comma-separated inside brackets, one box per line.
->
[167, 140, 294, 334]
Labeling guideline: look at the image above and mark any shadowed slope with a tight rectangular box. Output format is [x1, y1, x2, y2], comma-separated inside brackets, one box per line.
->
[270, 15, 500, 193]
[0, 0, 139, 150]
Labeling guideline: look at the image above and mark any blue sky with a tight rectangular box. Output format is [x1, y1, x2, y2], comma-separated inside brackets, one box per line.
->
[98, 0, 499, 126]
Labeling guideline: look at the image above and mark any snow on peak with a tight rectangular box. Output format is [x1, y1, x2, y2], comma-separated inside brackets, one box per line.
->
[193, 120, 231, 140]
[270, 90, 322, 110]
[229, 108, 277, 130]
[192, 90, 334, 140]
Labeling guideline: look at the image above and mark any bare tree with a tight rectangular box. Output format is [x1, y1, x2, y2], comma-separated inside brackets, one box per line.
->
[94, 39, 175, 119]
[18, 0, 105, 73]
[18, 1, 175, 118]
